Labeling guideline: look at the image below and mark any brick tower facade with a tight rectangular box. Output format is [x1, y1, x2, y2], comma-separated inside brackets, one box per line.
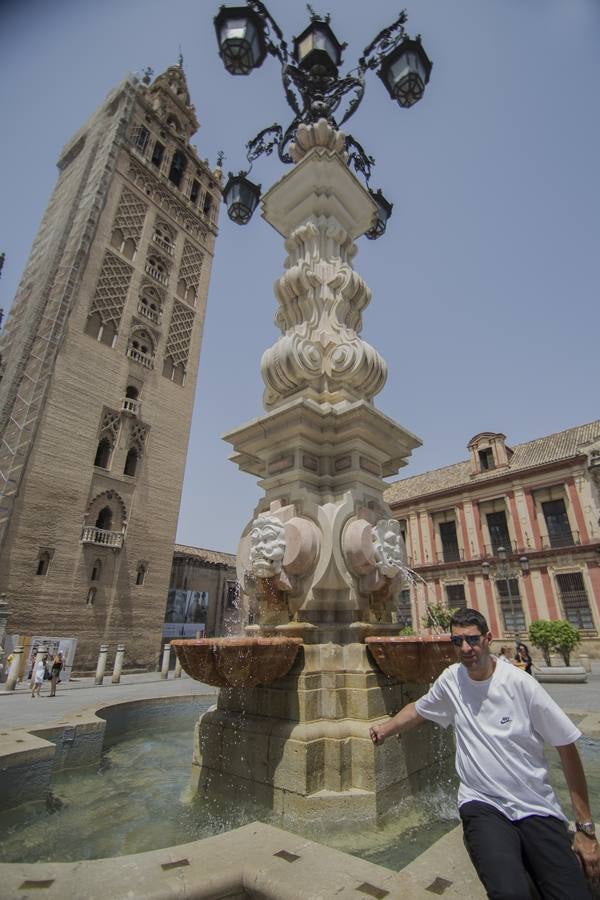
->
[0, 65, 220, 669]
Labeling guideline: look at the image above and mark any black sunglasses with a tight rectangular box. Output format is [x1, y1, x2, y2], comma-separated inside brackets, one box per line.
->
[451, 635, 482, 648]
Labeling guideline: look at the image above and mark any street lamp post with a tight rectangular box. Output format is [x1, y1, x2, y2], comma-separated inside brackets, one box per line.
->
[482, 547, 530, 648]
[214, 3, 432, 237]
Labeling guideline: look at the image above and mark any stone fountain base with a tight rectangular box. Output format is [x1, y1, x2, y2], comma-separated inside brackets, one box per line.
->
[192, 635, 453, 825]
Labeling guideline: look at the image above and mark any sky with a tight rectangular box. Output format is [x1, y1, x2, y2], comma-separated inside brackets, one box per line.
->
[1, 0, 599, 554]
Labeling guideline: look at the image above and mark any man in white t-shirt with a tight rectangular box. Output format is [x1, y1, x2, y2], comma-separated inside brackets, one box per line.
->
[369, 607, 599, 898]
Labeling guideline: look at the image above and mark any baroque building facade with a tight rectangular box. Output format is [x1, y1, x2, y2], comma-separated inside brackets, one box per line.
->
[0, 65, 221, 669]
[384, 421, 600, 655]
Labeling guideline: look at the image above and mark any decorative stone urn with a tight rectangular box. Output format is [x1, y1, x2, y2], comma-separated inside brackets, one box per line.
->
[193, 120, 452, 825]
[171, 637, 303, 688]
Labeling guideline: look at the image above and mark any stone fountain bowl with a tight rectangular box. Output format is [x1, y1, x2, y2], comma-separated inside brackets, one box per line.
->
[365, 635, 455, 683]
[171, 637, 303, 688]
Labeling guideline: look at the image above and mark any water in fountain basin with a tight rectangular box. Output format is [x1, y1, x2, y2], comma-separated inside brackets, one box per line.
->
[1, 702, 597, 870]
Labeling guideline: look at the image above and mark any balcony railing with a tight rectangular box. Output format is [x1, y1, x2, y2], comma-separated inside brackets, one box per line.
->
[127, 346, 154, 369]
[437, 547, 463, 564]
[541, 530, 579, 550]
[152, 233, 175, 256]
[121, 398, 140, 416]
[137, 301, 161, 325]
[145, 262, 169, 286]
[81, 526, 123, 549]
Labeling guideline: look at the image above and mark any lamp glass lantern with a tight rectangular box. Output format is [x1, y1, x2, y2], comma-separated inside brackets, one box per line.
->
[378, 36, 432, 108]
[214, 5, 267, 75]
[223, 172, 262, 224]
[366, 189, 393, 240]
[293, 19, 344, 77]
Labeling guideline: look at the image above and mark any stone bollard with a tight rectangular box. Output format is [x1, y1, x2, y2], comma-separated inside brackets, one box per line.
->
[174, 655, 182, 679]
[160, 643, 171, 680]
[5, 646, 24, 692]
[95, 644, 109, 685]
[111, 644, 126, 684]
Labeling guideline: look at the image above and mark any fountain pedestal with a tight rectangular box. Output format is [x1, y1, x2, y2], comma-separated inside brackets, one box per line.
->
[194, 121, 452, 823]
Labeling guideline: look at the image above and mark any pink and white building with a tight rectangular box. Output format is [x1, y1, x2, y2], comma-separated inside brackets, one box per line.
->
[384, 421, 600, 655]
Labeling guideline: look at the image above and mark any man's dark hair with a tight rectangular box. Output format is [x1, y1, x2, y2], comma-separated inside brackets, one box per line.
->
[450, 607, 489, 634]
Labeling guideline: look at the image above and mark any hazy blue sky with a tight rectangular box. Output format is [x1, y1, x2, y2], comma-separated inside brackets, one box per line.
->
[1, 0, 598, 554]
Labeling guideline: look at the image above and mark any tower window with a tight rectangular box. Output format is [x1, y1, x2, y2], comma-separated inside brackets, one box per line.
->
[86, 586, 96, 606]
[133, 125, 150, 153]
[91, 559, 102, 582]
[94, 437, 112, 469]
[136, 562, 147, 586]
[190, 180, 200, 204]
[168, 150, 187, 188]
[36, 550, 52, 577]
[124, 448, 139, 477]
[96, 506, 113, 531]
[151, 141, 165, 168]
[203, 193, 213, 217]
[478, 448, 495, 471]
[125, 385, 139, 400]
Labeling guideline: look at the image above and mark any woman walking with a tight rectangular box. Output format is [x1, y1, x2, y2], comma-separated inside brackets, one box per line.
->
[31, 655, 47, 698]
[49, 653, 63, 697]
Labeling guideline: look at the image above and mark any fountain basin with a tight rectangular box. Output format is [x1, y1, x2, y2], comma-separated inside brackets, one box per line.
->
[365, 636, 455, 682]
[171, 637, 303, 687]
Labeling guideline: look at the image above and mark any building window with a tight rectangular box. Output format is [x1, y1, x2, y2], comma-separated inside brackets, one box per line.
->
[168, 150, 187, 188]
[127, 328, 155, 368]
[152, 222, 175, 255]
[96, 506, 113, 531]
[486, 510, 512, 555]
[86, 586, 96, 606]
[125, 385, 139, 400]
[226, 581, 238, 608]
[496, 578, 526, 633]
[36, 550, 52, 577]
[190, 179, 200, 204]
[446, 583, 466, 607]
[133, 125, 150, 154]
[91, 559, 102, 582]
[124, 448, 139, 477]
[555, 572, 594, 630]
[397, 588, 412, 628]
[94, 437, 112, 469]
[439, 521, 460, 563]
[136, 562, 147, 586]
[478, 448, 495, 471]
[151, 140, 165, 168]
[541, 499, 574, 548]
[203, 193, 213, 217]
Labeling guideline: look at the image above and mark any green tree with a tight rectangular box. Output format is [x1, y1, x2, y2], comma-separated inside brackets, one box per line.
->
[422, 603, 456, 633]
[528, 620, 555, 666]
[552, 619, 580, 667]
[398, 625, 415, 636]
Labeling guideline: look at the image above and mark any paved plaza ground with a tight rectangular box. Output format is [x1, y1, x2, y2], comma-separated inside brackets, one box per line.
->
[1, 664, 599, 731]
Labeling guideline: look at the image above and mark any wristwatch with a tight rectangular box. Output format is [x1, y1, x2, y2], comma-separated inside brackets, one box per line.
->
[575, 821, 596, 838]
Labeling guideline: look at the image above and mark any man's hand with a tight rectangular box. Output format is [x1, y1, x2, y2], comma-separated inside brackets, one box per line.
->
[573, 831, 600, 884]
[369, 724, 388, 745]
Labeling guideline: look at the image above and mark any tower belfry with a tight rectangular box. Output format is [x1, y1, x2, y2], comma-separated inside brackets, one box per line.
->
[0, 65, 221, 667]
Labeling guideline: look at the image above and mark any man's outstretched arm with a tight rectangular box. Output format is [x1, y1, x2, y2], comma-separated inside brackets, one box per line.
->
[369, 702, 425, 745]
[557, 742, 600, 883]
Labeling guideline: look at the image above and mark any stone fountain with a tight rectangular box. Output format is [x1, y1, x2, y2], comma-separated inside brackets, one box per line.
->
[174, 120, 454, 825]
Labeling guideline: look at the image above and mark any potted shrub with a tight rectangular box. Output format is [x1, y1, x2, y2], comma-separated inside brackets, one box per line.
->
[528, 619, 586, 683]
[422, 602, 456, 634]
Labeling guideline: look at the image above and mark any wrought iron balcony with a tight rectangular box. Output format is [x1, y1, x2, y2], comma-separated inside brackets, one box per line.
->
[127, 346, 154, 368]
[437, 546, 463, 564]
[81, 526, 124, 549]
[540, 530, 579, 550]
[121, 398, 141, 416]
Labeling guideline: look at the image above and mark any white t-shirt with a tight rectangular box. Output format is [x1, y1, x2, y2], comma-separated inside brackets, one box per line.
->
[415, 659, 581, 821]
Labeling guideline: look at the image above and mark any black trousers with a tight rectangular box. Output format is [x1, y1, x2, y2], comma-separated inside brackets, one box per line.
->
[460, 800, 591, 900]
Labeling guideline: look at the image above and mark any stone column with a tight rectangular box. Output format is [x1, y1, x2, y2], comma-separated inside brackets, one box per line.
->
[160, 643, 171, 680]
[111, 644, 126, 684]
[95, 644, 108, 685]
[174, 656, 182, 679]
[5, 646, 23, 692]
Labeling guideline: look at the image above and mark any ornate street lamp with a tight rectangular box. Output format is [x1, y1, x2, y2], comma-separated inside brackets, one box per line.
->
[377, 36, 432, 108]
[213, 4, 432, 232]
